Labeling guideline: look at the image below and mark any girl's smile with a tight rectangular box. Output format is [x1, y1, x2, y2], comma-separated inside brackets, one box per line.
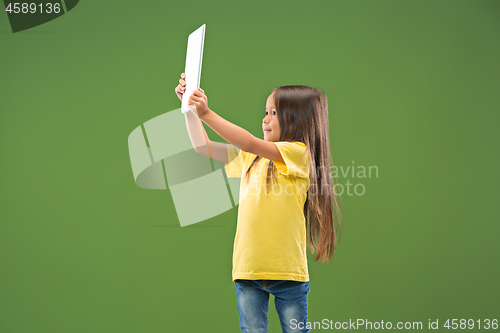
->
[263, 92, 281, 142]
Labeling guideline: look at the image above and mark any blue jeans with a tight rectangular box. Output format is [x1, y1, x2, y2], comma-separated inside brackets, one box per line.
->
[234, 279, 310, 333]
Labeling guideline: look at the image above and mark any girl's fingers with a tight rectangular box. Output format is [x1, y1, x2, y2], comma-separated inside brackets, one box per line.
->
[190, 93, 204, 103]
[189, 94, 199, 102]
[189, 97, 205, 108]
[189, 89, 207, 103]
[192, 89, 205, 97]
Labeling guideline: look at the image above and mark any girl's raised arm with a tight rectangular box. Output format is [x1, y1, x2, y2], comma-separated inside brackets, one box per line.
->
[176, 73, 230, 163]
[199, 110, 277, 159]
[185, 110, 229, 163]
[188, 89, 284, 163]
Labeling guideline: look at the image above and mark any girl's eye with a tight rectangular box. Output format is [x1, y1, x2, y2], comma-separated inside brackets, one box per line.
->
[273, 111, 277, 116]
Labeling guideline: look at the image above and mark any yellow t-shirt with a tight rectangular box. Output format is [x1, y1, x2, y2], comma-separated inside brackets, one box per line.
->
[224, 141, 311, 282]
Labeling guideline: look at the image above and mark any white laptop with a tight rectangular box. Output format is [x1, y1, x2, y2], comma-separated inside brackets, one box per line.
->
[181, 24, 206, 114]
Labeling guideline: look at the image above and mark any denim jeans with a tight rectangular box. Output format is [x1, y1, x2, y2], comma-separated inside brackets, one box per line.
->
[234, 279, 310, 333]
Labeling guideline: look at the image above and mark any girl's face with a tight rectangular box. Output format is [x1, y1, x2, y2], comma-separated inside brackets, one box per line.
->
[263, 92, 281, 142]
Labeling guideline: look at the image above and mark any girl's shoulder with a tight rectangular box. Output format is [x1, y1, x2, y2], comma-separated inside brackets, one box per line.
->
[275, 140, 306, 147]
[270, 141, 310, 178]
[274, 141, 308, 154]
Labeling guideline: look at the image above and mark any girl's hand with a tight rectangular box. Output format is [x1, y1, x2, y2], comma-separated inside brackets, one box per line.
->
[188, 88, 210, 119]
[175, 73, 186, 101]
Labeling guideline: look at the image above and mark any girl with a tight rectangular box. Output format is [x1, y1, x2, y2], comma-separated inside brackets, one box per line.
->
[175, 73, 342, 333]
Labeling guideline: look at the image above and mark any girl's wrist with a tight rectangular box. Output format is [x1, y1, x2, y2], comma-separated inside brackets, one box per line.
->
[200, 108, 213, 122]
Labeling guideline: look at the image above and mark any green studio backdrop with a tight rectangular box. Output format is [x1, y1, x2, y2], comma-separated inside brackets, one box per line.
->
[1, 0, 499, 332]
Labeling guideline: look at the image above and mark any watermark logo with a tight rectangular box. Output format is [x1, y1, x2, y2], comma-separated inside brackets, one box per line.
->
[128, 108, 379, 227]
[330, 161, 379, 196]
[237, 161, 378, 199]
[128, 108, 239, 227]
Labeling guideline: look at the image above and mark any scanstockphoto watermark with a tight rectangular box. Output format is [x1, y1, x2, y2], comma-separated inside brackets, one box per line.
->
[328, 161, 379, 197]
[290, 318, 500, 330]
[290, 318, 423, 330]
[241, 161, 379, 197]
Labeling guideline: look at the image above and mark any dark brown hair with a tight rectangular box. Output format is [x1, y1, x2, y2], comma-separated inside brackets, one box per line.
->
[244, 85, 343, 263]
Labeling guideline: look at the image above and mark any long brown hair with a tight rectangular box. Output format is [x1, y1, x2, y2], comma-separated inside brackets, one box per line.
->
[244, 85, 343, 263]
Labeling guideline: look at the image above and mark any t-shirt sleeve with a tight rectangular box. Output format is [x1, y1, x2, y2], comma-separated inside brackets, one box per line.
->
[271, 142, 310, 179]
[224, 143, 246, 178]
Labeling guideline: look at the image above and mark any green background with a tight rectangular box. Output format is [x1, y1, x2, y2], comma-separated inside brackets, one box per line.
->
[1, 0, 499, 332]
